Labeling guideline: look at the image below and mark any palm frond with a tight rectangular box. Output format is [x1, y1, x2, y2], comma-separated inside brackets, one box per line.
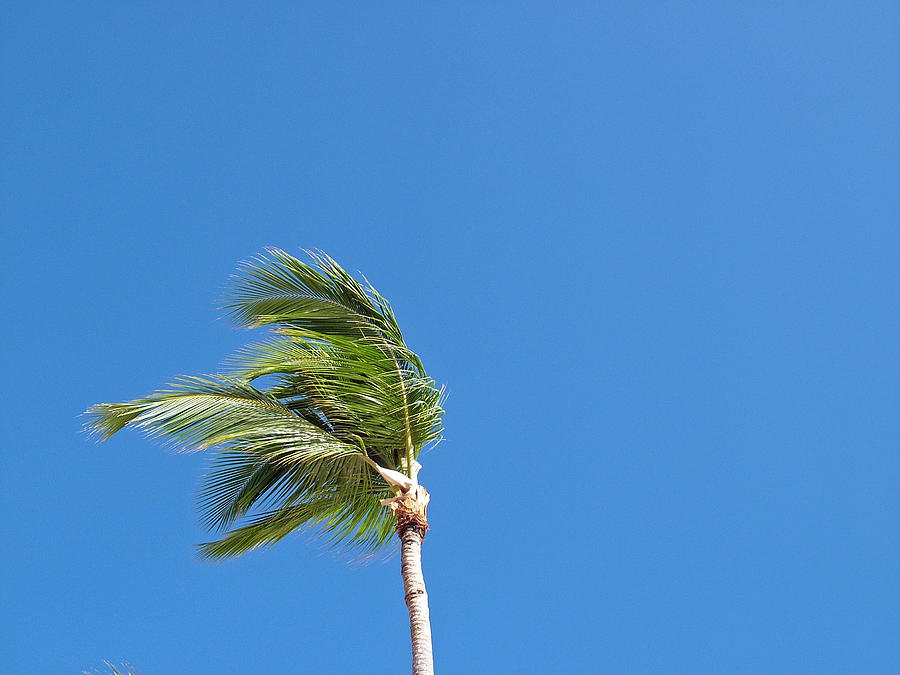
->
[83, 662, 141, 675]
[85, 376, 357, 462]
[85, 250, 443, 559]
[226, 333, 443, 457]
[198, 481, 394, 559]
[197, 451, 293, 531]
[224, 248, 404, 344]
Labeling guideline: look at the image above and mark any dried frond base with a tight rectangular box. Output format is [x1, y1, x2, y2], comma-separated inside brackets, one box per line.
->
[382, 485, 430, 539]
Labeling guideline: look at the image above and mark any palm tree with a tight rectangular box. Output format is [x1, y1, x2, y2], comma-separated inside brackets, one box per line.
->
[85, 250, 444, 674]
[83, 662, 141, 675]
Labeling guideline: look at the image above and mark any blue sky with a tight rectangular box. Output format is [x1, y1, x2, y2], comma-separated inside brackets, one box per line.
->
[2, 2, 897, 672]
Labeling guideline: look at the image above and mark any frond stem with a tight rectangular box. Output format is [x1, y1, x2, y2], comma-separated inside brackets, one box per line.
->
[350, 434, 383, 474]
[389, 350, 415, 477]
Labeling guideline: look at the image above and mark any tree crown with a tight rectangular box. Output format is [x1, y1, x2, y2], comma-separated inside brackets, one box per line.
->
[86, 249, 444, 558]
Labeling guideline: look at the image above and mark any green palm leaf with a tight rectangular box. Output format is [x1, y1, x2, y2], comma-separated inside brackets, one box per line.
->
[85, 250, 443, 559]
[225, 249, 404, 343]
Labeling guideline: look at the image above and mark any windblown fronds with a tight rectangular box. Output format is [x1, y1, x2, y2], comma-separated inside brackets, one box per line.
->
[85, 249, 444, 558]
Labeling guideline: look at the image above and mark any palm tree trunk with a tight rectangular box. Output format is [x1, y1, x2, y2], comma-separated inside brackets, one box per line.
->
[401, 524, 433, 674]
[391, 488, 433, 675]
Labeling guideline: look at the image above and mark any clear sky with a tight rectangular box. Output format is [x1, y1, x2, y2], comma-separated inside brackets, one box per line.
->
[2, 2, 897, 673]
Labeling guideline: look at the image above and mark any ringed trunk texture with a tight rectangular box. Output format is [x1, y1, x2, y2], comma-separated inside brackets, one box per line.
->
[393, 489, 433, 675]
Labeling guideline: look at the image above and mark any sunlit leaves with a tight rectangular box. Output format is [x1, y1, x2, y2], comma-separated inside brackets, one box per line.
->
[85, 250, 443, 559]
